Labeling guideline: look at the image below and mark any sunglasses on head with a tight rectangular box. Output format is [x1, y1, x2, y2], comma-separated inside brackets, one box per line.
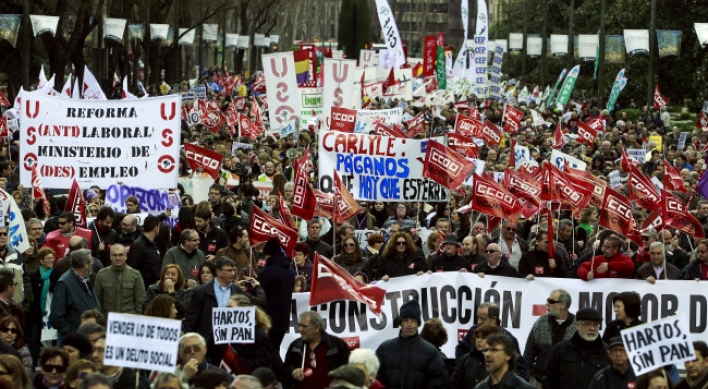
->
[43, 364, 66, 374]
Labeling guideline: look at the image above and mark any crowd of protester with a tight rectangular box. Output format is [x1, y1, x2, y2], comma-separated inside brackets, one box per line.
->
[0, 66, 707, 389]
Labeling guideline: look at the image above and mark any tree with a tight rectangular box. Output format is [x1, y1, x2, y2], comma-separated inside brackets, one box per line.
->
[338, 0, 372, 61]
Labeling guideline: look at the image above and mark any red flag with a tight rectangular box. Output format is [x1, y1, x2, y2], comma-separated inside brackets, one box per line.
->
[540, 162, 592, 217]
[238, 113, 261, 139]
[333, 172, 363, 224]
[641, 210, 664, 231]
[586, 118, 604, 133]
[251, 99, 264, 131]
[509, 139, 516, 170]
[478, 120, 503, 146]
[502, 104, 524, 134]
[448, 132, 479, 159]
[552, 121, 567, 149]
[653, 83, 670, 110]
[453, 113, 482, 138]
[621, 148, 642, 173]
[330, 107, 357, 133]
[405, 111, 426, 138]
[374, 121, 407, 138]
[471, 173, 523, 225]
[576, 120, 600, 145]
[32, 166, 52, 218]
[232, 97, 246, 111]
[252, 74, 266, 93]
[543, 207, 556, 259]
[662, 190, 705, 239]
[382, 68, 397, 93]
[64, 179, 87, 228]
[313, 189, 334, 219]
[564, 165, 607, 208]
[278, 190, 297, 230]
[663, 159, 687, 194]
[0, 89, 11, 107]
[437, 31, 445, 47]
[423, 140, 475, 190]
[627, 163, 661, 210]
[503, 168, 541, 219]
[220, 346, 251, 376]
[249, 207, 298, 258]
[697, 112, 708, 130]
[226, 103, 239, 135]
[599, 188, 635, 237]
[197, 99, 226, 134]
[469, 106, 480, 120]
[423, 36, 437, 76]
[412, 62, 423, 78]
[184, 143, 223, 179]
[310, 253, 386, 315]
[292, 150, 317, 221]
[0, 117, 8, 138]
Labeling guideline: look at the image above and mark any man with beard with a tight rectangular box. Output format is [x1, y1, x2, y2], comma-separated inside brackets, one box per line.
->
[88, 208, 118, 267]
[523, 289, 576, 386]
[475, 333, 534, 389]
[543, 307, 610, 389]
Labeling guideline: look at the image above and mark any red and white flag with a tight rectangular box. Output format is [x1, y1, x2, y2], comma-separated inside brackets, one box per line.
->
[502, 104, 524, 134]
[197, 99, 227, 134]
[663, 159, 687, 194]
[0, 89, 10, 107]
[278, 190, 297, 230]
[621, 148, 642, 172]
[333, 172, 363, 224]
[503, 168, 541, 219]
[662, 190, 705, 239]
[310, 253, 386, 315]
[405, 111, 426, 137]
[81, 66, 107, 100]
[238, 113, 261, 139]
[576, 120, 600, 145]
[60, 75, 73, 98]
[627, 163, 661, 210]
[291, 149, 317, 221]
[313, 189, 334, 219]
[184, 143, 223, 179]
[0, 117, 8, 138]
[599, 188, 635, 238]
[448, 132, 479, 159]
[32, 166, 52, 218]
[471, 173, 523, 225]
[478, 120, 503, 146]
[226, 103, 239, 135]
[374, 121, 407, 138]
[543, 207, 556, 260]
[563, 164, 607, 208]
[423, 140, 475, 190]
[453, 113, 482, 138]
[65, 179, 87, 228]
[121, 76, 137, 99]
[249, 207, 298, 258]
[330, 107, 357, 133]
[653, 83, 670, 110]
[540, 162, 592, 217]
[552, 121, 567, 149]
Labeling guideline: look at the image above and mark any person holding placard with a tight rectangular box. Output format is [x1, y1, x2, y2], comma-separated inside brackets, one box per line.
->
[225, 294, 272, 372]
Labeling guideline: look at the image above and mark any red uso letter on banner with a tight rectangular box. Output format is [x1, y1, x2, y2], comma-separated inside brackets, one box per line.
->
[323, 59, 356, 129]
[262, 53, 301, 127]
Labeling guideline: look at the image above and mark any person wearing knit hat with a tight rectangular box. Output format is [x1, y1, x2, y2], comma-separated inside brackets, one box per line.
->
[262, 237, 282, 257]
[375, 299, 448, 388]
[60, 333, 93, 364]
[258, 237, 295, 350]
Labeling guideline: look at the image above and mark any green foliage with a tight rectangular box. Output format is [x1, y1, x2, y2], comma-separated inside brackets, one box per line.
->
[673, 120, 696, 133]
[617, 108, 642, 123]
[679, 112, 692, 121]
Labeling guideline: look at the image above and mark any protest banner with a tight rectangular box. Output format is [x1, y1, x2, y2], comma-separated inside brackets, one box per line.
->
[19, 94, 181, 189]
[212, 307, 256, 345]
[279, 274, 708, 359]
[626, 148, 646, 163]
[262, 52, 300, 129]
[621, 316, 695, 375]
[104, 313, 181, 373]
[356, 108, 404, 126]
[550, 149, 587, 171]
[231, 142, 254, 155]
[318, 132, 449, 202]
[323, 59, 357, 129]
[650, 135, 663, 152]
[298, 87, 323, 127]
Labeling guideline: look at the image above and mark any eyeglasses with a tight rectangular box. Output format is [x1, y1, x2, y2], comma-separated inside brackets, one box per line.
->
[547, 298, 561, 305]
[30, 227, 42, 231]
[43, 364, 66, 374]
[484, 249, 499, 254]
[396, 241, 407, 246]
[505, 227, 517, 232]
[181, 345, 202, 353]
[0, 327, 18, 334]
[343, 242, 356, 247]
[481, 348, 505, 354]
[89, 209, 98, 214]
[309, 351, 317, 368]
[578, 321, 600, 328]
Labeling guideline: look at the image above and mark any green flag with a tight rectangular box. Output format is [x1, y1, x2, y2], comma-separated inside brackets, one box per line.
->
[593, 45, 599, 79]
[606, 68, 627, 111]
[556, 65, 580, 106]
[546, 68, 567, 106]
[436, 45, 447, 90]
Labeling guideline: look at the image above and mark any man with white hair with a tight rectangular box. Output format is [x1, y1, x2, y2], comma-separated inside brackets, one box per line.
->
[178, 332, 224, 383]
[231, 375, 264, 389]
[349, 348, 381, 388]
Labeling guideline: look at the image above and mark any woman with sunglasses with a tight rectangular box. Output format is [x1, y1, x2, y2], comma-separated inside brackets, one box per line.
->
[333, 237, 367, 276]
[32, 347, 68, 389]
[369, 232, 426, 281]
[364, 233, 385, 261]
[0, 316, 32, 376]
[62, 359, 96, 389]
[0, 354, 30, 389]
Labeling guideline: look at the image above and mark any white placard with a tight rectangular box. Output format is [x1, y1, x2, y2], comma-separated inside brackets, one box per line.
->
[624, 29, 650, 55]
[359, 50, 377, 69]
[578, 34, 599, 60]
[323, 59, 357, 129]
[212, 307, 256, 345]
[150, 24, 170, 41]
[678, 132, 688, 150]
[609, 170, 621, 188]
[298, 87, 323, 127]
[29, 15, 60, 37]
[550, 35, 569, 56]
[262, 52, 301, 129]
[178, 28, 195, 46]
[621, 316, 695, 376]
[237, 35, 250, 50]
[526, 37, 542, 57]
[203, 24, 218, 42]
[225, 34, 240, 49]
[355, 107, 403, 125]
[550, 149, 587, 171]
[695, 23, 708, 47]
[626, 148, 646, 163]
[103, 18, 127, 42]
[20, 94, 181, 189]
[254, 34, 267, 47]
[270, 35, 280, 44]
[104, 313, 181, 373]
[509, 33, 524, 50]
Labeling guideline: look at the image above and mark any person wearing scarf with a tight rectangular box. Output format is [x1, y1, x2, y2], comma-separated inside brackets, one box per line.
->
[28, 248, 56, 365]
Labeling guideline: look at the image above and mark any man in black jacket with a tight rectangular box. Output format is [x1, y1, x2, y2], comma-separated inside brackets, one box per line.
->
[88, 207, 119, 267]
[304, 219, 332, 262]
[182, 256, 266, 365]
[588, 337, 636, 389]
[475, 333, 534, 389]
[283, 311, 350, 389]
[430, 234, 470, 272]
[126, 215, 161, 289]
[375, 299, 447, 389]
[475, 243, 519, 277]
[194, 207, 229, 260]
[258, 238, 295, 349]
[543, 307, 610, 389]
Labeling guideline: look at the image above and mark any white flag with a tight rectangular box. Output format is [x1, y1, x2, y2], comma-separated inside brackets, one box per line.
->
[82, 66, 107, 100]
[374, 0, 405, 68]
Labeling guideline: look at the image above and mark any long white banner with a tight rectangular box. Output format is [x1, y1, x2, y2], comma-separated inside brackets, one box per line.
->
[281, 274, 708, 359]
[317, 131, 449, 202]
[20, 94, 181, 189]
[323, 59, 357, 129]
[262, 52, 301, 129]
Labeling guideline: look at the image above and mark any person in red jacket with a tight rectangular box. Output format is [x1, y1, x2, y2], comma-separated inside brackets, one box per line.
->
[578, 236, 634, 280]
